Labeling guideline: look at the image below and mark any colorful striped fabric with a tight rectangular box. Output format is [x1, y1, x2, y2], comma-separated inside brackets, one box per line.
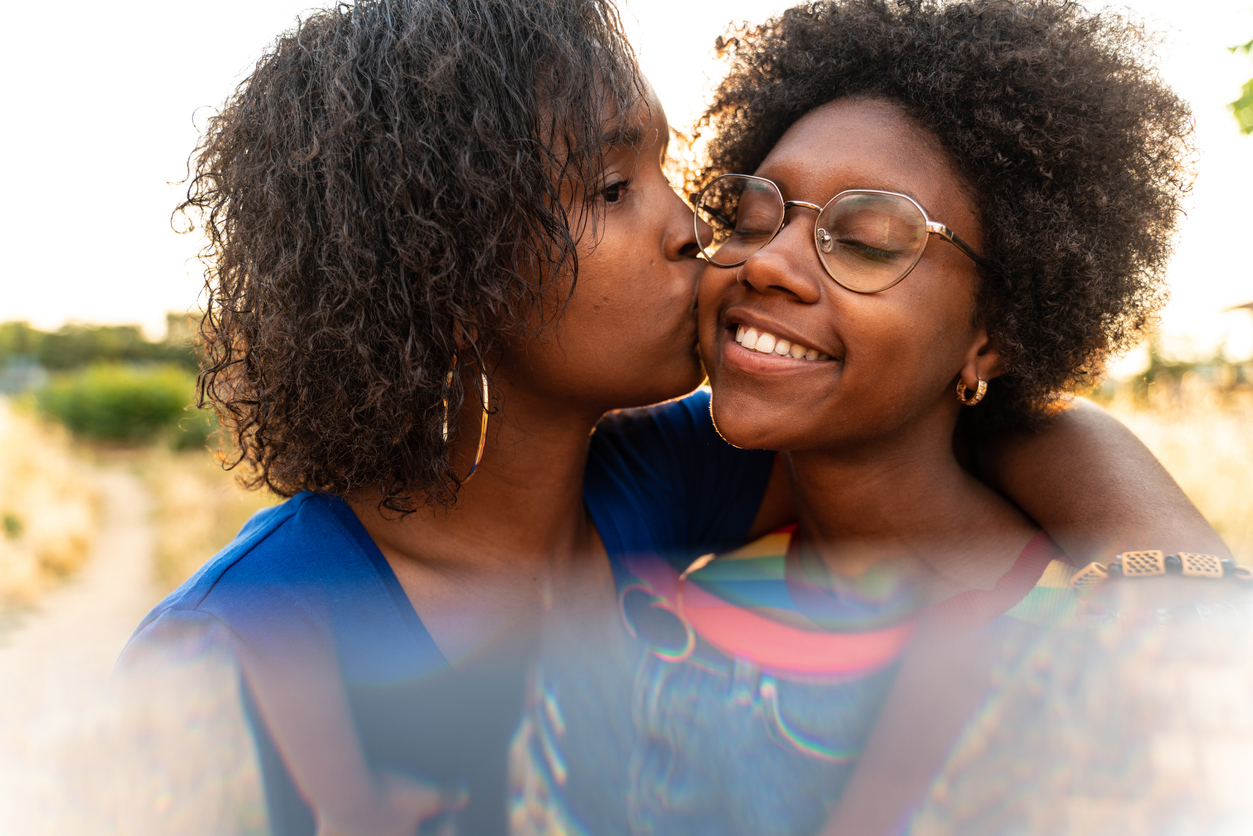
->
[923, 531, 1075, 638]
[673, 526, 919, 677]
[623, 528, 1079, 680]
[999, 552, 1082, 626]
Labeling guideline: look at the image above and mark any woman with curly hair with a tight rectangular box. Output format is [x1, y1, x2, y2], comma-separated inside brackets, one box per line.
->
[515, 2, 1225, 835]
[119, 0, 1221, 834]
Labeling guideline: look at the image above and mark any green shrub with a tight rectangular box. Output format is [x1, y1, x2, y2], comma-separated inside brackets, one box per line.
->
[170, 402, 220, 451]
[36, 363, 203, 443]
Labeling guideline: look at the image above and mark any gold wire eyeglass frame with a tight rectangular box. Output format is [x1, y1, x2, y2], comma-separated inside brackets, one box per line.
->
[694, 174, 988, 294]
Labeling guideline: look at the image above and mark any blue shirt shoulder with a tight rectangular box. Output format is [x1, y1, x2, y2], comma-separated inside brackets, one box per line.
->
[124, 491, 444, 683]
[586, 388, 775, 578]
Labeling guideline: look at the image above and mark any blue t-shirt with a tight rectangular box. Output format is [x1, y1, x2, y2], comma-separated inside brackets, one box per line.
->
[119, 389, 774, 836]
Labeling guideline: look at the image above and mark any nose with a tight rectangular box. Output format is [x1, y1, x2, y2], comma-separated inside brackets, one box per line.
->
[736, 210, 823, 303]
[663, 188, 702, 261]
[693, 214, 714, 261]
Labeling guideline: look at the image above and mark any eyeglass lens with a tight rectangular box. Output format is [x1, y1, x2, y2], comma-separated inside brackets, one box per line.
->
[695, 176, 929, 293]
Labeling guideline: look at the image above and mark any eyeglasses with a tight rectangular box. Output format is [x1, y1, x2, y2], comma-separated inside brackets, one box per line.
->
[694, 174, 987, 294]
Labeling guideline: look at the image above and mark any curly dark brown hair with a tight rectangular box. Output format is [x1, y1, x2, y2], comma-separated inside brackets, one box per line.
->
[179, 0, 642, 510]
[687, 0, 1193, 431]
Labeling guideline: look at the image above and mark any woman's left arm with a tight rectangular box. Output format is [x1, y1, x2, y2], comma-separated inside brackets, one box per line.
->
[976, 397, 1232, 564]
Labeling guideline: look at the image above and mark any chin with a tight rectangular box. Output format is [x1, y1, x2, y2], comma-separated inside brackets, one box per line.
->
[707, 392, 778, 450]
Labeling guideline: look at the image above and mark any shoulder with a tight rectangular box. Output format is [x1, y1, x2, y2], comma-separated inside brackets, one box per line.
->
[127, 492, 391, 648]
[585, 389, 775, 567]
[591, 388, 716, 450]
[140, 493, 364, 614]
[588, 388, 771, 480]
[124, 491, 444, 676]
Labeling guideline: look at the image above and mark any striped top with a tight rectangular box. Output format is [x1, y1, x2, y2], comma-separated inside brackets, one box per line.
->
[625, 527, 1077, 679]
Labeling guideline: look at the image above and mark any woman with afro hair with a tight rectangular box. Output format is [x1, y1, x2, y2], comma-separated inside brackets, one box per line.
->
[117, 0, 1221, 834]
[514, 2, 1230, 835]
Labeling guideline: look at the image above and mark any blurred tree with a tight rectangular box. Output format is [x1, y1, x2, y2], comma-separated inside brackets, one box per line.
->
[1230, 38, 1253, 133]
[0, 322, 45, 360]
[0, 319, 200, 373]
[38, 324, 148, 370]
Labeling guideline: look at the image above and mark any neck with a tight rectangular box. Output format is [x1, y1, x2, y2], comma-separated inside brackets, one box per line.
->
[785, 414, 1035, 599]
[346, 376, 613, 662]
[352, 393, 604, 567]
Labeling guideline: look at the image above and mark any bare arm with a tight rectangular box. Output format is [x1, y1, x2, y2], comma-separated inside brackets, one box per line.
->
[808, 401, 1231, 836]
[239, 645, 455, 836]
[977, 397, 1231, 565]
[816, 630, 995, 836]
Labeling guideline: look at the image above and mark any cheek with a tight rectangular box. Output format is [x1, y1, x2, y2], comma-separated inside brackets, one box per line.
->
[697, 267, 736, 344]
[567, 243, 634, 322]
[822, 287, 959, 402]
[857, 296, 975, 392]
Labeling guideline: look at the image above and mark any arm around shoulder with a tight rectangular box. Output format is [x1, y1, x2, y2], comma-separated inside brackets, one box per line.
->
[976, 397, 1231, 565]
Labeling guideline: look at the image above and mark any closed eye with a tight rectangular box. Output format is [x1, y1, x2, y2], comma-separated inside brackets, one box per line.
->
[838, 238, 905, 262]
[734, 226, 777, 242]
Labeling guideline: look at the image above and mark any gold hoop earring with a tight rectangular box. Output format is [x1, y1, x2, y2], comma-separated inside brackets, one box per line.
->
[442, 365, 490, 482]
[956, 378, 987, 407]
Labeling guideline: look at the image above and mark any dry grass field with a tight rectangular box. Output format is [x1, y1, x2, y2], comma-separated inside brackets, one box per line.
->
[0, 397, 273, 613]
[1104, 383, 1253, 565]
[0, 401, 100, 611]
[140, 449, 278, 592]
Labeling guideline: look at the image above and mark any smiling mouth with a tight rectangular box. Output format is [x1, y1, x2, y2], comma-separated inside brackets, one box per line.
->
[733, 324, 832, 362]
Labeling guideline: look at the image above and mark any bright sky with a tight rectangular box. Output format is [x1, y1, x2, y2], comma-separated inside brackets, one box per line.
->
[3, 0, 1251, 368]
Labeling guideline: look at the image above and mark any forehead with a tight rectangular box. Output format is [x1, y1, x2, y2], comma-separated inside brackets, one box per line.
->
[600, 85, 668, 152]
[756, 98, 968, 215]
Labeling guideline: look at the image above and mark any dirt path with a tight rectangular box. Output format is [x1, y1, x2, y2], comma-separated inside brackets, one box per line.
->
[0, 469, 163, 832]
[0, 465, 160, 669]
[0, 470, 166, 832]
[0, 467, 266, 836]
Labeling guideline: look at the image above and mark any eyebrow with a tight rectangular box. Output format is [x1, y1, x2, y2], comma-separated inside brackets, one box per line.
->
[599, 122, 647, 150]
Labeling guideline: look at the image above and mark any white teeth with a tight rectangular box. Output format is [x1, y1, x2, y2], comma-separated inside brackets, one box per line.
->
[732, 325, 829, 361]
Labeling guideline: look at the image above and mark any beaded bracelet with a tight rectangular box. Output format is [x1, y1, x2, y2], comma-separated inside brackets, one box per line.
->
[1071, 550, 1252, 595]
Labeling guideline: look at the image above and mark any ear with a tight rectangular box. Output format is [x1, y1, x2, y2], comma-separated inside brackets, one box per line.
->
[451, 321, 480, 353]
[959, 327, 1003, 391]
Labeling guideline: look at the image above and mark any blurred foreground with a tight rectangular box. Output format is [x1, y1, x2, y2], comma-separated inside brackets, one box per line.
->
[0, 402, 99, 615]
[0, 462, 265, 835]
[0, 400, 270, 834]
